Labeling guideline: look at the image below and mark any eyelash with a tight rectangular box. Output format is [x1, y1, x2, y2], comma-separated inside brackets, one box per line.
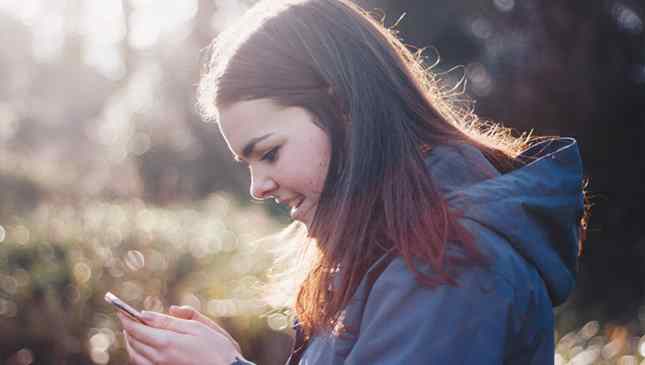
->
[261, 146, 280, 163]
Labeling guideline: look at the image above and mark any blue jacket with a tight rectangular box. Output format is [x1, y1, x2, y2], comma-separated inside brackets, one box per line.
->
[287, 138, 584, 365]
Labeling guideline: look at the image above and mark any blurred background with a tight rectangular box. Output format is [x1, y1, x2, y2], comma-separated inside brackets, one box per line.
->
[0, 0, 643, 364]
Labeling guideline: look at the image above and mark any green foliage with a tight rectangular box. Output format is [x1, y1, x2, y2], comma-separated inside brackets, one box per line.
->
[0, 196, 291, 364]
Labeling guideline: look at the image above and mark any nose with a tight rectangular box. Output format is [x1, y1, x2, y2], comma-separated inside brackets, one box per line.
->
[249, 168, 278, 200]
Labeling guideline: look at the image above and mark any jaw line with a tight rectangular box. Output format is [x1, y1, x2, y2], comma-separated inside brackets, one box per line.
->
[295, 196, 304, 209]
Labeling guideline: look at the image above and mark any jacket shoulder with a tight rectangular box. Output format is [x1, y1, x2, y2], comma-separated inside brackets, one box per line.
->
[345, 256, 518, 364]
[425, 143, 500, 196]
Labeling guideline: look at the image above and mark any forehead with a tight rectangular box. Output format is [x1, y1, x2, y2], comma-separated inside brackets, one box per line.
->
[218, 99, 282, 148]
[219, 99, 281, 135]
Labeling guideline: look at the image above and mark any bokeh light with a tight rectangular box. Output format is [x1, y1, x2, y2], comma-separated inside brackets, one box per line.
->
[1, 274, 18, 295]
[0, 298, 18, 318]
[207, 299, 238, 317]
[90, 348, 110, 365]
[612, 3, 643, 34]
[638, 335, 645, 357]
[0, 0, 642, 364]
[493, 0, 515, 13]
[470, 17, 493, 40]
[466, 62, 494, 97]
[120, 281, 144, 302]
[124, 250, 145, 271]
[89, 332, 111, 353]
[143, 296, 164, 312]
[73, 262, 92, 285]
[12, 225, 30, 245]
[266, 312, 289, 332]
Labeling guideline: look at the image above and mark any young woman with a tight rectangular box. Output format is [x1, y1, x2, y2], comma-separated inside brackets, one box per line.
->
[118, 0, 587, 364]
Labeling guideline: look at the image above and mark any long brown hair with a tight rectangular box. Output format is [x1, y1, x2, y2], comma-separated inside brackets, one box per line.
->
[199, 0, 533, 339]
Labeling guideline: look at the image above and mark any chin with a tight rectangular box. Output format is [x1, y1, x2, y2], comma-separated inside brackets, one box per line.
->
[296, 206, 317, 236]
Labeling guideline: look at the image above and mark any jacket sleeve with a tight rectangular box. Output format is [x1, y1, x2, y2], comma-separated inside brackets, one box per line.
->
[344, 258, 517, 364]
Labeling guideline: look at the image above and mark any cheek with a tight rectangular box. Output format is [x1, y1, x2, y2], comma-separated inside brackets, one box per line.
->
[284, 158, 324, 193]
[281, 131, 330, 195]
[281, 152, 327, 194]
[301, 139, 330, 192]
[312, 138, 331, 193]
[312, 157, 329, 191]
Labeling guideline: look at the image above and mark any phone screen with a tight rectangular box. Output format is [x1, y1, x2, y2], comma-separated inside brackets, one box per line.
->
[105, 292, 146, 324]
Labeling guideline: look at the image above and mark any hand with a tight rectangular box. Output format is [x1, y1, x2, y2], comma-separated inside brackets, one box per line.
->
[168, 305, 241, 354]
[118, 308, 248, 365]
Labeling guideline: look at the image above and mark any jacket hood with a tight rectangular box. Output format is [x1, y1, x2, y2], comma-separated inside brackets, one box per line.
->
[426, 138, 584, 306]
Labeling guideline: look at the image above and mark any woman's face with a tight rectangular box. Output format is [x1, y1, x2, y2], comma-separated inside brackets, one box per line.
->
[218, 98, 331, 229]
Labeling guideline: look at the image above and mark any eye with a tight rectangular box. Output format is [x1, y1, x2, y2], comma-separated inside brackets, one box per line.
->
[261, 146, 280, 163]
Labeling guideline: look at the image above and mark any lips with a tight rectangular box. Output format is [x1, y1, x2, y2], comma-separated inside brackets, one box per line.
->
[275, 196, 298, 207]
[274, 195, 307, 220]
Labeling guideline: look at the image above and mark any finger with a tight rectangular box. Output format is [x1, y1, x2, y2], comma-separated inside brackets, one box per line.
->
[140, 310, 201, 334]
[170, 305, 242, 352]
[170, 305, 213, 326]
[125, 329, 161, 364]
[171, 305, 225, 334]
[119, 312, 177, 349]
[124, 330, 154, 365]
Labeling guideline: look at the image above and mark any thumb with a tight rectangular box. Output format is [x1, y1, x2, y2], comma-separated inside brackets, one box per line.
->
[170, 305, 217, 329]
[140, 310, 199, 335]
[168, 305, 196, 320]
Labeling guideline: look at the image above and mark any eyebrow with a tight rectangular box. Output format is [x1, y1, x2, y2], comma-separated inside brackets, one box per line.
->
[237, 133, 274, 161]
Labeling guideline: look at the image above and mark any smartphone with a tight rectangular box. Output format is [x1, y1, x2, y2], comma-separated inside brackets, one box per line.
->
[104, 291, 147, 324]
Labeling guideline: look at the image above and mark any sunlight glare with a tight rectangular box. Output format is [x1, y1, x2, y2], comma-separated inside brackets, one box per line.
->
[211, 0, 250, 32]
[128, 0, 198, 50]
[32, 11, 65, 62]
[0, 0, 42, 25]
[80, 0, 125, 45]
[80, 0, 126, 79]
[83, 45, 126, 81]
